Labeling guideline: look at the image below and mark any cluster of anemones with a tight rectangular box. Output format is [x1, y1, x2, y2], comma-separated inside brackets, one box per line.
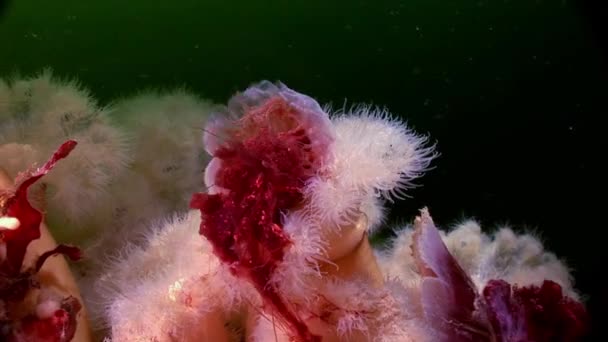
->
[1, 75, 591, 341]
[187, 82, 589, 341]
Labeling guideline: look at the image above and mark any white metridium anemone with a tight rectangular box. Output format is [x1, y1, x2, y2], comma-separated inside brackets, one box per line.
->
[73, 89, 218, 294]
[107, 89, 218, 209]
[0, 69, 130, 233]
[95, 211, 249, 341]
[303, 104, 436, 231]
[270, 210, 328, 302]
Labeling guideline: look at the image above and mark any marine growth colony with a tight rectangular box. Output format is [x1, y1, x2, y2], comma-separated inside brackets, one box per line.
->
[0, 73, 589, 341]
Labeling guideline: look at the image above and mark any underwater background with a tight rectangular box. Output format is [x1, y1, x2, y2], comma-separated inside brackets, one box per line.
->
[1, 0, 604, 340]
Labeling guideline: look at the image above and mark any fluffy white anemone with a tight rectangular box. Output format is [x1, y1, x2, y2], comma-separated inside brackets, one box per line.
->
[0, 69, 130, 233]
[94, 211, 249, 341]
[107, 89, 219, 208]
[303, 104, 437, 231]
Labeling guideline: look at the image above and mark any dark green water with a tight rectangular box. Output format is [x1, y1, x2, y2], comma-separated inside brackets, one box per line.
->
[1, 0, 605, 339]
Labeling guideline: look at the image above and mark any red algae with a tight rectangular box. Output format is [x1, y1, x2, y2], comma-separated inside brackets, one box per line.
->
[1, 140, 77, 277]
[1, 140, 82, 342]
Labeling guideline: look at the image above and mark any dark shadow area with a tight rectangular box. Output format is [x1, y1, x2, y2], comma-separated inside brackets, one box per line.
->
[574, 0, 608, 59]
[0, 0, 10, 20]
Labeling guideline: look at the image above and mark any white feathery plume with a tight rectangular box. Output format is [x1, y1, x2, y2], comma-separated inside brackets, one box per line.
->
[303, 104, 437, 232]
[96, 211, 248, 340]
[309, 278, 420, 342]
[0, 70, 130, 232]
[72, 89, 218, 307]
[270, 210, 328, 302]
[107, 88, 218, 208]
[330, 105, 437, 199]
[72, 169, 171, 268]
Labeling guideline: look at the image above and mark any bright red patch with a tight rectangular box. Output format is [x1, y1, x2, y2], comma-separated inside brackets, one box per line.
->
[8, 296, 82, 342]
[191, 96, 329, 341]
[1, 140, 82, 342]
[1, 140, 78, 276]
